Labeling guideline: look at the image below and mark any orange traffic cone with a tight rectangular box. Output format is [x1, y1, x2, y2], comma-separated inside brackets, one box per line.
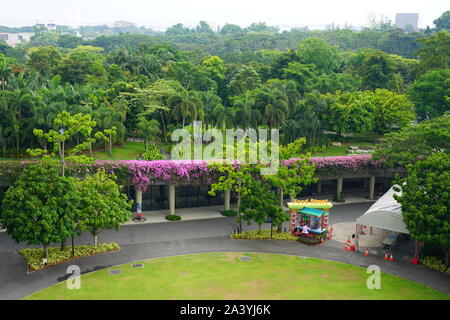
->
[389, 254, 394, 261]
[384, 253, 389, 260]
[365, 248, 369, 256]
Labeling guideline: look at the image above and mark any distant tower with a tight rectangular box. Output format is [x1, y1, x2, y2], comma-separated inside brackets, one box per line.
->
[395, 13, 419, 31]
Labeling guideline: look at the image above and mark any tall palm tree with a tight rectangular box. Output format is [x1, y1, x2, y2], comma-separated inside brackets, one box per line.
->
[254, 87, 289, 130]
[168, 90, 202, 128]
[232, 93, 261, 130]
[200, 91, 223, 130]
[137, 118, 160, 151]
[212, 104, 235, 132]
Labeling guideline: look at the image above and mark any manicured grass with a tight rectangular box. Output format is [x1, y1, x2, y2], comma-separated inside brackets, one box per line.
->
[310, 142, 376, 157]
[25, 253, 449, 300]
[92, 142, 146, 160]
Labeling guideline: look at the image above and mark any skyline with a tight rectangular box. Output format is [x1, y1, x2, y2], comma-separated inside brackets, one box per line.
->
[0, 0, 448, 31]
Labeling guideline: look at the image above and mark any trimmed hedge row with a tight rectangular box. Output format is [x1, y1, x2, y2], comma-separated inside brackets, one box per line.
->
[420, 256, 450, 275]
[19, 242, 120, 272]
[231, 229, 297, 241]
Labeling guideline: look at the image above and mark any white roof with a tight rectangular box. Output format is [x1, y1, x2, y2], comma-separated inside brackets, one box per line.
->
[356, 186, 409, 234]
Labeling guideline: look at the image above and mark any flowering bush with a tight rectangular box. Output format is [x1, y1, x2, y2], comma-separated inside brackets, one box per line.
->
[1, 156, 387, 192]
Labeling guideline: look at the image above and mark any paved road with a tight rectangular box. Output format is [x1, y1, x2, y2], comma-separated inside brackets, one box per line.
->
[1, 203, 449, 299]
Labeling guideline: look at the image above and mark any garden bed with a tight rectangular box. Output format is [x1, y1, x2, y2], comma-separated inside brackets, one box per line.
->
[19, 243, 121, 272]
[231, 229, 297, 241]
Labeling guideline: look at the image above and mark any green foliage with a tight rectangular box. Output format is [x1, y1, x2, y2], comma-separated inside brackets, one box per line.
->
[231, 229, 297, 241]
[76, 170, 133, 245]
[20, 243, 120, 272]
[0, 161, 79, 255]
[420, 257, 450, 274]
[165, 214, 182, 221]
[409, 69, 450, 120]
[141, 144, 164, 160]
[415, 31, 450, 72]
[220, 210, 237, 217]
[434, 11, 450, 31]
[373, 115, 450, 166]
[394, 153, 450, 265]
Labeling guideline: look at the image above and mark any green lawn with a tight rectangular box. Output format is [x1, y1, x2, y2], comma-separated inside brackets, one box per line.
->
[92, 142, 146, 160]
[310, 142, 376, 157]
[25, 253, 449, 300]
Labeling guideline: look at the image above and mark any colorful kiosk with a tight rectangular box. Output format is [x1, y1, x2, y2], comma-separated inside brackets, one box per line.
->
[287, 200, 333, 244]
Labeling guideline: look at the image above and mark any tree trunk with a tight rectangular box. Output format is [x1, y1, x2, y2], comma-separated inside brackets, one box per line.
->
[93, 234, 98, 247]
[279, 187, 284, 207]
[43, 244, 49, 260]
[61, 239, 67, 251]
[258, 223, 262, 235]
[109, 135, 113, 157]
[237, 191, 242, 233]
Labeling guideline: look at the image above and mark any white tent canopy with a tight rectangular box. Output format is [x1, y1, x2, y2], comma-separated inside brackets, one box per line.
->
[356, 186, 409, 234]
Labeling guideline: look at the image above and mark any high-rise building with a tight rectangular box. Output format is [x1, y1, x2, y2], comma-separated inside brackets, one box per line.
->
[395, 13, 419, 31]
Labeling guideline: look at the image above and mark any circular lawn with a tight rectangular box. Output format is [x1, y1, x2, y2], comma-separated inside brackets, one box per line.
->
[26, 253, 449, 300]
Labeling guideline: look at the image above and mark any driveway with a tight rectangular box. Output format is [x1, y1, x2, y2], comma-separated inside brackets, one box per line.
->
[1, 202, 449, 299]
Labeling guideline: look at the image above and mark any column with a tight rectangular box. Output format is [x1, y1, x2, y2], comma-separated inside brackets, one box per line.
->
[224, 189, 231, 211]
[355, 224, 361, 251]
[169, 184, 176, 215]
[316, 180, 322, 194]
[369, 176, 376, 200]
[337, 177, 343, 195]
[135, 187, 143, 215]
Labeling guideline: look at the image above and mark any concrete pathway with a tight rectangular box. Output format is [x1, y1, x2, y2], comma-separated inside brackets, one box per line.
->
[0, 202, 449, 300]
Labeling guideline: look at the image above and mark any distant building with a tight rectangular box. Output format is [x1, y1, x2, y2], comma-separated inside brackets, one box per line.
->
[395, 13, 419, 31]
[0, 33, 34, 47]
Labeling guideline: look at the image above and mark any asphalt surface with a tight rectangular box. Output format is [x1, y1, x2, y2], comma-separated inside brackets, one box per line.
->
[1, 202, 449, 300]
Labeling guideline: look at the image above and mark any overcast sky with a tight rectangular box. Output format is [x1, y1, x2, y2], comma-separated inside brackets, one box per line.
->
[1, 0, 448, 30]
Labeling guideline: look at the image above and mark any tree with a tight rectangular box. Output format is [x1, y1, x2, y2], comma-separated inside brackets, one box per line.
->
[241, 178, 284, 235]
[393, 153, 450, 266]
[77, 170, 132, 246]
[27, 46, 62, 77]
[434, 11, 450, 31]
[351, 49, 396, 90]
[228, 65, 261, 96]
[29, 111, 99, 177]
[168, 89, 202, 128]
[371, 89, 415, 134]
[138, 118, 160, 151]
[373, 115, 450, 166]
[208, 162, 254, 233]
[264, 138, 317, 230]
[415, 31, 450, 72]
[296, 38, 341, 74]
[409, 69, 450, 120]
[0, 161, 79, 259]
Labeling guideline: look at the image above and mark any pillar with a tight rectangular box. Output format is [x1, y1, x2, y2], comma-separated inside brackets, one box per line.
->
[369, 176, 376, 200]
[337, 177, 343, 195]
[135, 187, 143, 214]
[316, 180, 322, 194]
[224, 189, 231, 211]
[168, 184, 176, 215]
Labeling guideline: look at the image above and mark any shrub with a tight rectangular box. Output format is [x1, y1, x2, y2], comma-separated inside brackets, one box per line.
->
[19, 242, 120, 272]
[142, 145, 164, 160]
[220, 210, 237, 217]
[420, 256, 450, 274]
[231, 229, 297, 241]
[165, 214, 182, 221]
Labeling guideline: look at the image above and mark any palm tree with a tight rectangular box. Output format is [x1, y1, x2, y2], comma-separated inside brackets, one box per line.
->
[232, 93, 261, 129]
[254, 87, 289, 130]
[0, 88, 35, 153]
[168, 90, 202, 128]
[212, 104, 235, 132]
[199, 91, 223, 130]
[137, 118, 161, 151]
